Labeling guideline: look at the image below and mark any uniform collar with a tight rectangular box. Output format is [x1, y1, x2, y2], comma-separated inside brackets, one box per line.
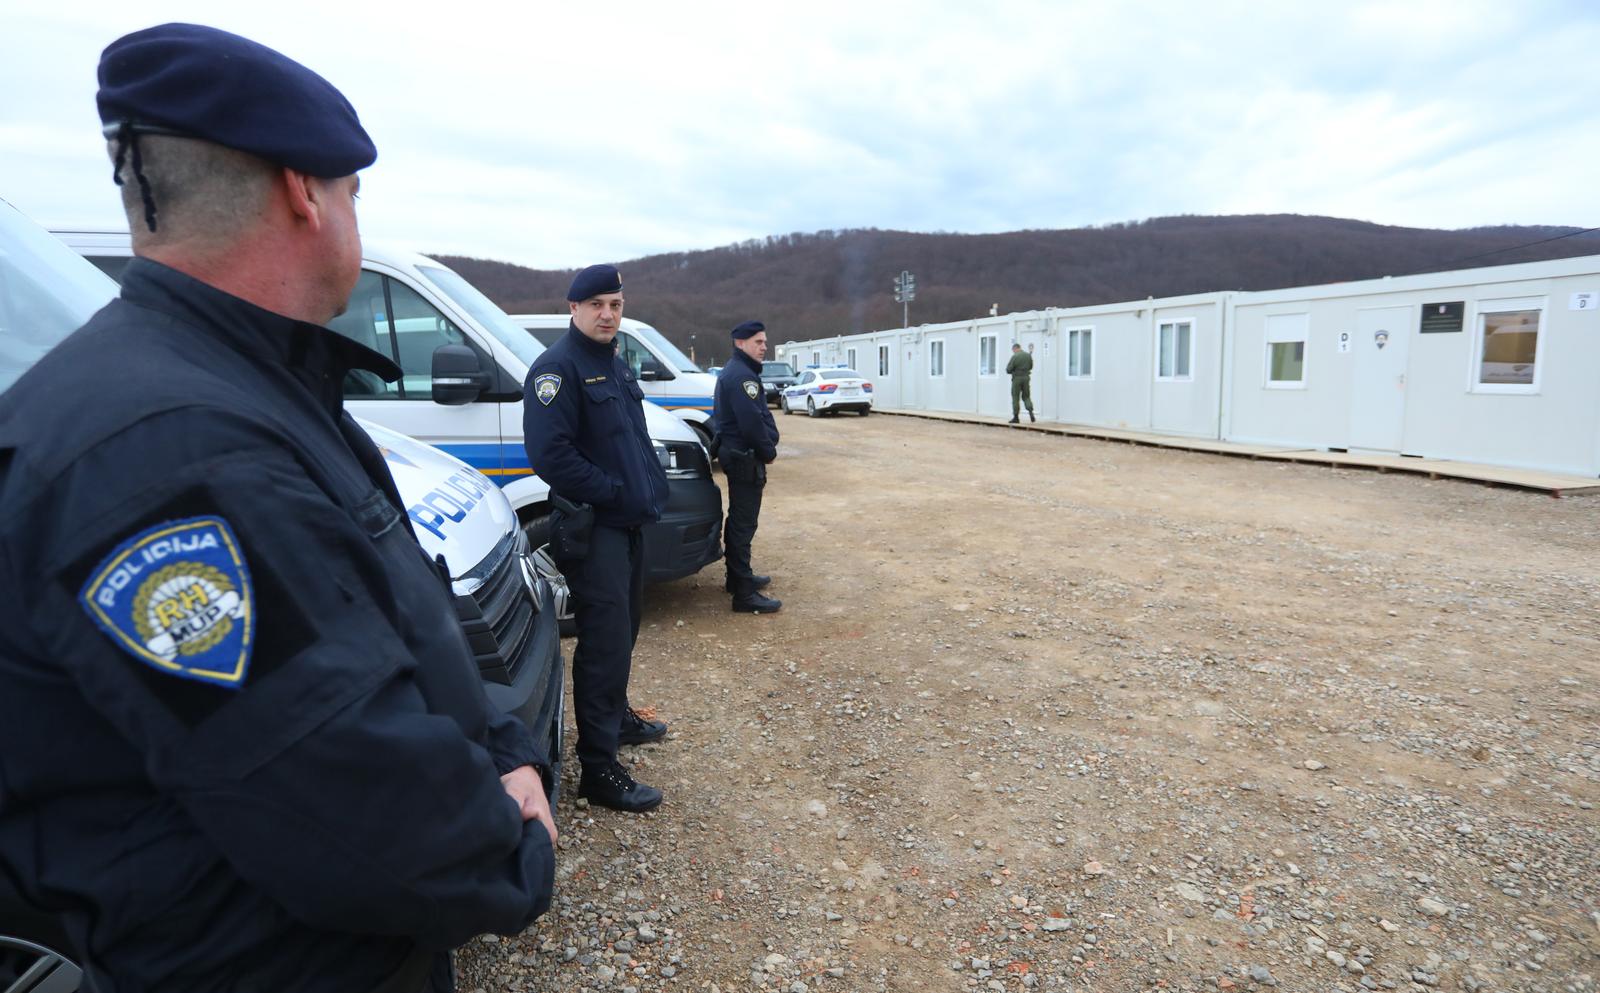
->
[565, 321, 620, 361]
[119, 257, 403, 383]
[731, 348, 762, 374]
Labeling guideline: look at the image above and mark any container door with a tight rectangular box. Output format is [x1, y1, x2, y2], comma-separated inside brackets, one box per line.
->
[1349, 306, 1413, 452]
[1018, 329, 1054, 421]
[900, 334, 920, 408]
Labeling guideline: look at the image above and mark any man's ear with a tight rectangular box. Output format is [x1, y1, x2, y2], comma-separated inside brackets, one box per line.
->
[281, 168, 321, 230]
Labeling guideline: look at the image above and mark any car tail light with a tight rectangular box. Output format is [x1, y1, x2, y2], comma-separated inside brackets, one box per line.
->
[818, 383, 838, 393]
[862, 382, 873, 393]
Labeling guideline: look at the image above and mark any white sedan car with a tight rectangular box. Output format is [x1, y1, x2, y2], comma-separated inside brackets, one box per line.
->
[780, 367, 874, 417]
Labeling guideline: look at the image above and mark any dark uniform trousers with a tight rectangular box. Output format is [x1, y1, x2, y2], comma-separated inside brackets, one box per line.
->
[560, 525, 646, 768]
[723, 461, 766, 595]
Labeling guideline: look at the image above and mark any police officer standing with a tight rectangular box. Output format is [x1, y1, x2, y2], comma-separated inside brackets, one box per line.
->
[523, 265, 670, 813]
[0, 24, 553, 993]
[714, 321, 783, 614]
[1006, 342, 1036, 423]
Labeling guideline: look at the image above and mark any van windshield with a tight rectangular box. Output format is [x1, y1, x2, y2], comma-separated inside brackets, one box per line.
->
[419, 265, 545, 370]
[634, 322, 702, 373]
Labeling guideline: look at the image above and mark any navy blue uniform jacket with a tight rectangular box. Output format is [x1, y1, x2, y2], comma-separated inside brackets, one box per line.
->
[713, 350, 780, 463]
[0, 260, 554, 992]
[522, 324, 668, 528]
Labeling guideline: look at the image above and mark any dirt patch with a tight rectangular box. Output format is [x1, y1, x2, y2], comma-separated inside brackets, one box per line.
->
[461, 413, 1600, 993]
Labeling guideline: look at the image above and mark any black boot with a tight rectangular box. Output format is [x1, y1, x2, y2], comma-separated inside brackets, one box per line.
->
[1008, 416, 1019, 424]
[732, 591, 783, 613]
[579, 760, 662, 813]
[1028, 411, 1036, 422]
[618, 707, 667, 745]
[724, 574, 771, 594]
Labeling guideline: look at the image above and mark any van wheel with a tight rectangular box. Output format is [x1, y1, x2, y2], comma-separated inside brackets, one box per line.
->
[522, 514, 552, 551]
[688, 421, 714, 449]
[0, 932, 82, 993]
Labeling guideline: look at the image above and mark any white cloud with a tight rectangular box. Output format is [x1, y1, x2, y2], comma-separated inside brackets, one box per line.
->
[3, 0, 1597, 267]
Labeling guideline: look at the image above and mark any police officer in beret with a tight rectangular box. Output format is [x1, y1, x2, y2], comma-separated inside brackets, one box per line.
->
[523, 265, 670, 813]
[713, 321, 783, 613]
[0, 24, 553, 993]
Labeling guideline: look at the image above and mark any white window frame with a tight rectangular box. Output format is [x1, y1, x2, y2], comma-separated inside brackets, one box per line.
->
[846, 346, 857, 372]
[929, 338, 946, 378]
[978, 334, 998, 376]
[877, 343, 890, 378]
[1263, 312, 1309, 390]
[1470, 296, 1545, 395]
[1156, 319, 1194, 382]
[1064, 325, 1094, 380]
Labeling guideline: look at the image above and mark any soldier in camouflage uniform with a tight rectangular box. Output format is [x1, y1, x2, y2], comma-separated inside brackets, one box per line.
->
[1005, 342, 1035, 423]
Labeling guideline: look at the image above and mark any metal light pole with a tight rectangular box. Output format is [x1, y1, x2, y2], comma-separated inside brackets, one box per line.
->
[893, 270, 916, 328]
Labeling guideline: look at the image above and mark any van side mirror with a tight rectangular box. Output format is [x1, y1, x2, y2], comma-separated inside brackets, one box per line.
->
[432, 344, 490, 405]
[639, 364, 675, 382]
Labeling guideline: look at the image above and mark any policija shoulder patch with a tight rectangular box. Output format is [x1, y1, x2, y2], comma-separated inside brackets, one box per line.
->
[79, 516, 254, 689]
[534, 373, 563, 406]
[743, 380, 760, 400]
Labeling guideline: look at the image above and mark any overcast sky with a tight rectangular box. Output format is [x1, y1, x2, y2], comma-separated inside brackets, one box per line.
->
[3, 1, 1597, 269]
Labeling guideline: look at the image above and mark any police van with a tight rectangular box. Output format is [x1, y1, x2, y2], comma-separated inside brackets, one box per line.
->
[2, 201, 567, 991]
[515, 314, 718, 448]
[57, 234, 724, 586]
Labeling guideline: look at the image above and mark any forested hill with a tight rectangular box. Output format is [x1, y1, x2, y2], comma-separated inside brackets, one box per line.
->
[437, 214, 1600, 366]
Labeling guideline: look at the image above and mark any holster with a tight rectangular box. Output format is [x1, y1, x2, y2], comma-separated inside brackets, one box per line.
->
[549, 492, 595, 561]
[719, 445, 764, 484]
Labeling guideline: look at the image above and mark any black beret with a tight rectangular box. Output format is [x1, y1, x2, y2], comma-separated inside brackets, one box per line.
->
[567, 264, 623, 302]
[731, 320, 766, 339]
[97, 23, 376, 177]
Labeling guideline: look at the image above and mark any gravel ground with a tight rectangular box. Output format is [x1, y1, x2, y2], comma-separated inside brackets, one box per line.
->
[459, 413, 1599, 993]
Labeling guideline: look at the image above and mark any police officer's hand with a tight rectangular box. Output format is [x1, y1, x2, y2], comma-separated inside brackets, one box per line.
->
[500, 765, 558, 844]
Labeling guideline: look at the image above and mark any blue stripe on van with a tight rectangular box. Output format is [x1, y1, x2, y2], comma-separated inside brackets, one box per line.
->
[435, 443, 535, 486]
[646, 396, 714, 412]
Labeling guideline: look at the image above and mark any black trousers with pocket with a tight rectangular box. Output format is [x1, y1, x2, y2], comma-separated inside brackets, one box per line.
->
[561, 524, 645, 769]
[722, 466, 766, 597]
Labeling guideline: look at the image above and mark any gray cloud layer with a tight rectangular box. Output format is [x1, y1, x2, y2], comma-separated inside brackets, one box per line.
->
[3, 1, 1597, 268]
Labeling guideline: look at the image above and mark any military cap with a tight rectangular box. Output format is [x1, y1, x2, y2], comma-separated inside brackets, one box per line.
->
[567, 264, 623, 302]
[731, 320, 766, 340]
[96, 23, 376, 178]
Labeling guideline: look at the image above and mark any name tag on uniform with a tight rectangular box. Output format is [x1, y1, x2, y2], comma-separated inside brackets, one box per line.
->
[584, 376, 607, 385]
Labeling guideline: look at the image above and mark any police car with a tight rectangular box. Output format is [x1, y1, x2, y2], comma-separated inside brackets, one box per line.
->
[0, 199, 566, 991]
[779, 366, 874, 416]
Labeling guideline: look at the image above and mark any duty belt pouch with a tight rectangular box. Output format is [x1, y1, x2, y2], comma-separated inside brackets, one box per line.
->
[549, 492, 594, 561]
[719, 445, 758, 484]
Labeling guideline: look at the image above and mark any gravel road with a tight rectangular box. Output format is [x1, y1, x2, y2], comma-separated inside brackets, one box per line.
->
[460, 413, 1599, 993]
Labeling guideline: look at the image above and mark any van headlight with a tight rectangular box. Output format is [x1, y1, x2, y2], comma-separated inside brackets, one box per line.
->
[654, 440, 709, 479]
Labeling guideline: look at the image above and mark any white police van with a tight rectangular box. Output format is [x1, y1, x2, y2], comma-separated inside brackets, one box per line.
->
[515, 314, 718, 448]
[59, 234, 724, 586]
[3, 201, 566, 991]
